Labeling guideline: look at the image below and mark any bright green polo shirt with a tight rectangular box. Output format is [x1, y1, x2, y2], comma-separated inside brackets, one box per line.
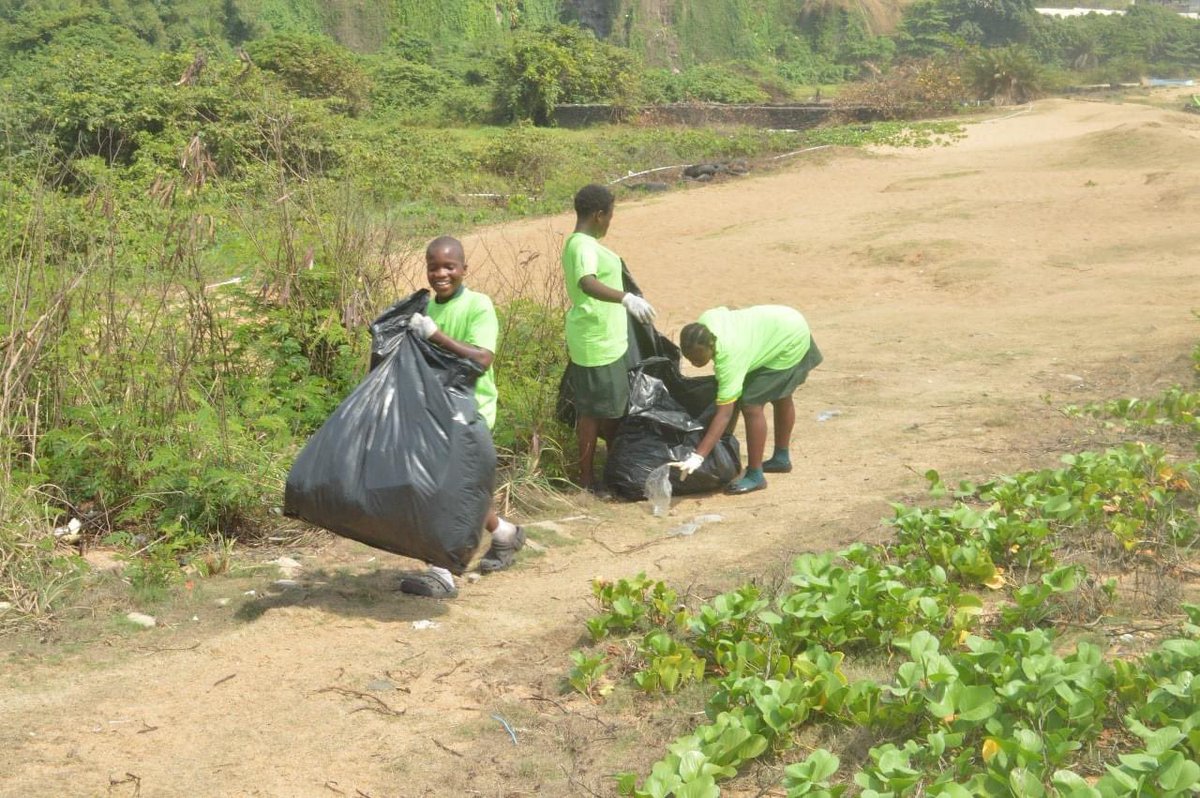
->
[561, 232, 628, 367]
[426, 286, 499, 430]
[697, 305, 812, 405]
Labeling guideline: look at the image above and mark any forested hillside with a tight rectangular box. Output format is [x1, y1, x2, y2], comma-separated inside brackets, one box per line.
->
[0, 0, 900, 65]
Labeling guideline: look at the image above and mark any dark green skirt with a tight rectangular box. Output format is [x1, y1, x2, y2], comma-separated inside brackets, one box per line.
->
[568, 352, 631, 419]
[741, 339, 823, 405]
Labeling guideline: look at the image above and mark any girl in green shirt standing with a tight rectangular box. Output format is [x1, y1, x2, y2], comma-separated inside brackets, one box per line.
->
[561, 184, 656, 496]
[676, 306, 823, 495]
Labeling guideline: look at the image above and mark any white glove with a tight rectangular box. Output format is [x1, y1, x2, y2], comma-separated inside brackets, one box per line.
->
[671, 451, 705, 478]
[409, 312, 438, 340]
[621, 292, 657, 323]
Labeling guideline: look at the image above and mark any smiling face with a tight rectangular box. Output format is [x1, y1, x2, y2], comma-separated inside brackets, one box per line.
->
[425, 239, 467, 300]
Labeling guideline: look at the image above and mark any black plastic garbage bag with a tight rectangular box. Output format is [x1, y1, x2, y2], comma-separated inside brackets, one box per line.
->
[284, 290, 496, 574]
[603, 358, 742, 500]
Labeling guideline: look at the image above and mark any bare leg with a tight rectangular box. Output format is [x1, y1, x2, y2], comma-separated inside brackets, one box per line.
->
[741, 403, 767, 471]
[763, 397, 796, 472]
[577, 415, 601, 488]
[727, 403, 769, 494]
[773, 397, 795, 450]
[599, 417, 620, 445]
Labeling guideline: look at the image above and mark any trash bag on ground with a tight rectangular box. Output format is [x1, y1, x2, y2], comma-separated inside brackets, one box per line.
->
[284, 290, 496, 574]
[603, 357, 742, 500]
[557, 263, 742, 497]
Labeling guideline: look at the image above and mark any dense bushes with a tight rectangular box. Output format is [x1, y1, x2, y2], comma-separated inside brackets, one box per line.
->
[246, 33, 370, 115]
[641, 64, 772, 104]
[835, 58, 966, 119]
[496, 24, 641, 123]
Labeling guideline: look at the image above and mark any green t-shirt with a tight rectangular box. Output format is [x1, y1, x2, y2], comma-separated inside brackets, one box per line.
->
[561, 232, 628, 367]
[697, 305, 812, 405]
[426, 287, 499, 430]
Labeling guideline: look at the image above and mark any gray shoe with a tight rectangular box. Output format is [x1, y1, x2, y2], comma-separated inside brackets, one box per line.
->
[479, 527, 526, 574]
[400, 571, 458, 598]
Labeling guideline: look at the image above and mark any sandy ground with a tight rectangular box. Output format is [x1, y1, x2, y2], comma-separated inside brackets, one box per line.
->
[3, 92, 1200, 798]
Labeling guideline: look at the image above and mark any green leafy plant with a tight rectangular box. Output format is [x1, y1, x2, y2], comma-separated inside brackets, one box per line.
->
[567, 649, 612, 701]
[965, 45, 1044, 104]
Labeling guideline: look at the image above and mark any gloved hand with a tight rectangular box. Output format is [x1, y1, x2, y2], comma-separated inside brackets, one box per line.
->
[621, 292, 657, 323]
[409, 312, 438, 340]
[671, 451, 705, 478]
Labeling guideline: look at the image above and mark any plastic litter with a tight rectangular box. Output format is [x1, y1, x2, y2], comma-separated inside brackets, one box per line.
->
[411, 619, 440, 630]
[816, 409, 841, 422]
[492, 714, 518, 745]
[669, 513, 724, 537]
[645, 463, 672, 516]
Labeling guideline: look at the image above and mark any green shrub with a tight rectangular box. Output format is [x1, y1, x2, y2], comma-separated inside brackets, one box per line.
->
[246, 33, 370, 115]
[834, 58, 966, 119]
[367, 58, 451, 111]
[496, 23, 641, 124]
[641, 64, 771, 104]
[482, 122, 563, 193]
[0, 480, 87, 630]
[965, 45, 1044, 103]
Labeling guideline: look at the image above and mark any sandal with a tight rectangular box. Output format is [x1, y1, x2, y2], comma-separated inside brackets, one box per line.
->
[399, 571, 459, 598]
[479, 526, 526, 574]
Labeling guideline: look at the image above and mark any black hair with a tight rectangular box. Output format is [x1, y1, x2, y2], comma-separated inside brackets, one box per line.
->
[573, 184, 614, 218]
[426, 235, 464, 261]
[680, 322, 715, 353]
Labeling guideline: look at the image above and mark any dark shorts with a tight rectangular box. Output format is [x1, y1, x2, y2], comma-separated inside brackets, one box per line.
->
[741, 339, 823, 406]
[568, 353, 630, 420]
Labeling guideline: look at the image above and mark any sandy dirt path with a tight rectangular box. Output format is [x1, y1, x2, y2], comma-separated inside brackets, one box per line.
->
[3, 95, 1200, 798]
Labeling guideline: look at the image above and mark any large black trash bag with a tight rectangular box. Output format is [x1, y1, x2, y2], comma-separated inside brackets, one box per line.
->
[283, 290, 496, 574]
[603, 358, 742, 500]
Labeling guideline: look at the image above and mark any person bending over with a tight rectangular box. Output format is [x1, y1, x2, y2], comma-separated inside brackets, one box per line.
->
[675, 305, 822, 495]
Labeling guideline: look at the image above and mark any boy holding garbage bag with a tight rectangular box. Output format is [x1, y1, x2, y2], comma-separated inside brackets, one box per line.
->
[675, 305, 822, 495]
[399, 236, 525, 598]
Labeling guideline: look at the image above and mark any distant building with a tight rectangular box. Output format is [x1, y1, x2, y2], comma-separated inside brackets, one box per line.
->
[1035, 7, 1124, 15]
[1035, 4, 1199, 15]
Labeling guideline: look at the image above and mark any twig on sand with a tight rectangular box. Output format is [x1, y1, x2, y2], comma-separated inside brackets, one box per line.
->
[313, 686, 406, 717]
[433, 738, 465, 758]
[107, 772, 142, 796]
[560, 765, 604, 797]
[210, 673, 236, 689]
[530, 693, 615, 731]
[589, 528, 672, 556]
[433, 659, 465, 682]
